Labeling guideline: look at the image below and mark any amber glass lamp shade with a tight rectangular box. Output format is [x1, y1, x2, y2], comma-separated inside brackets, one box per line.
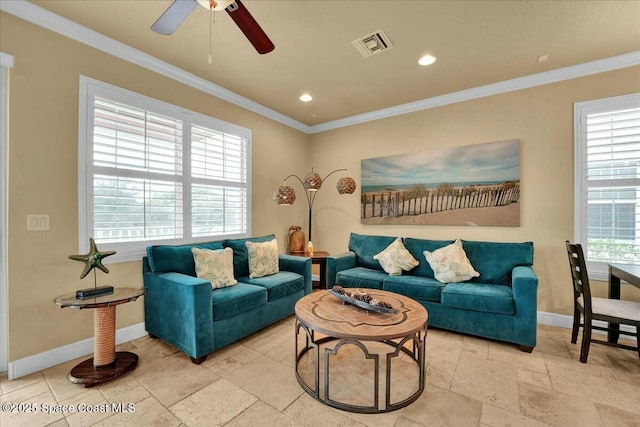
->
[275, 185, 296, 205]
[336, 177, 356, 194]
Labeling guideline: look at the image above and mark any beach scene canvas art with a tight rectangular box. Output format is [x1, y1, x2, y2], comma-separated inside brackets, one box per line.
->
[361, 140, 520, 226]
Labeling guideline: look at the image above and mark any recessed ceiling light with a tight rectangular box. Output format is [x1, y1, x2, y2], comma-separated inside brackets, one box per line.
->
[418, 55, 436, 66]
[299, 94, 313, 102]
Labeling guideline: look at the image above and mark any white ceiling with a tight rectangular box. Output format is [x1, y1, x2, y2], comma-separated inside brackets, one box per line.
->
[13, 1, 640, 127]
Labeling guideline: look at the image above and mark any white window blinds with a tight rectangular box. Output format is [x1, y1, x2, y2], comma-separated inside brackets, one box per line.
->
[92, 98, 184, 243]
[80, 77, 251, 261]
[575, 93, 640, 276]
[190, 124, 248, 237]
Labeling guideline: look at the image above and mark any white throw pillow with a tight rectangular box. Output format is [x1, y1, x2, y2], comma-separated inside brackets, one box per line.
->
[246, 239, 279, 278]
[373, 237, 419, 276]
[192, 247, 238, 289]
[423, 239, 480, 283]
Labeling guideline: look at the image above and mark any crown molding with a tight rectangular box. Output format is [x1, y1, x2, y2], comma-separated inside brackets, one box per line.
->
[0, 0, 311, 133]
[308, 50, 640, 134]
[2, 0, 639, 135]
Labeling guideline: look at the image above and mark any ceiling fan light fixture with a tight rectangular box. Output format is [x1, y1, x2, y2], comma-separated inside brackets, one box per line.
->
[197, 0, 234, 11]
[418, 54, 437, 66]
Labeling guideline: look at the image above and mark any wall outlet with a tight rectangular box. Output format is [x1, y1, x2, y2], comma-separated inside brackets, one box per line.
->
[27, 214, 50, 231]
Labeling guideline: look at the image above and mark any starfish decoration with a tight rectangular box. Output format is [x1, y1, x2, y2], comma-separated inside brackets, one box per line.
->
[68, 238, 116, 280]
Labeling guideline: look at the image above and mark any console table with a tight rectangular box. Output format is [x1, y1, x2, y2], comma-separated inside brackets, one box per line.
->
[54, 287, 146, 387]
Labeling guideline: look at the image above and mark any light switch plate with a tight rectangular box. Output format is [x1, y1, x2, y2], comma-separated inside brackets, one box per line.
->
[27, 214, 50, 231]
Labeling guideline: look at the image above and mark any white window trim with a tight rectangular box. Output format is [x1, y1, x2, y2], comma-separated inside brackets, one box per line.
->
[0, 52, 14, 373]
[78, 76, 252, 262]
[574, 92, 640, 281]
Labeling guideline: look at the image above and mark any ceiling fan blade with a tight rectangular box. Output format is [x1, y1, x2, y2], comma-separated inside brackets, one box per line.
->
[151, 0, 199, 35]
[226, 0, 275, 54]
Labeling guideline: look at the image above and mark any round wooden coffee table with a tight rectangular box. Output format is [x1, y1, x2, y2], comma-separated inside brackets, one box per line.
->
[294, 289, 428, 413]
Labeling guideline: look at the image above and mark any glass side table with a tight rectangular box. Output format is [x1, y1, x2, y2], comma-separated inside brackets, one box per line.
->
[54, 287, 147, 387]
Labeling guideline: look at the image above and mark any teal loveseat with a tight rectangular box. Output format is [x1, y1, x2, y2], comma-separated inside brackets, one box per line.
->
[143, 235, 312, 363]
[327, 233, 538, 352]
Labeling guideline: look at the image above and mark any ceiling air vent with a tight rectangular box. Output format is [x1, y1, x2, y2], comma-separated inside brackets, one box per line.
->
[351, 30, 393, 58]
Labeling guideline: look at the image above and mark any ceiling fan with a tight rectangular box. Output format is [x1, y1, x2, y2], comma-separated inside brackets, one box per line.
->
[151, 0, 275, 54]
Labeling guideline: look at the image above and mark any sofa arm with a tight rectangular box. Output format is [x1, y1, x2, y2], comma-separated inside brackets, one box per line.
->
[279, 254, 313, 294]
[511, 266, 539, 348]
[143, 271, 214, 359]
[326, 252, 357, 288]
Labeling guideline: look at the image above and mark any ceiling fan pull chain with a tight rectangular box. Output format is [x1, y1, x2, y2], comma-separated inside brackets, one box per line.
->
[208, 4, 216, 64]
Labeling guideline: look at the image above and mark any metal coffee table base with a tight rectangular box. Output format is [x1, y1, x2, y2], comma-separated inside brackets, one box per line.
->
[295, 320, 426, 413]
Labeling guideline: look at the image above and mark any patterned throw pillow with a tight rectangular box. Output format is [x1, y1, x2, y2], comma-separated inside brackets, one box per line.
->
[423, 239, 480, 283]
[191, 247, 238, 289]
[373, 237, 419, 276]
[246, 238, 279, 278]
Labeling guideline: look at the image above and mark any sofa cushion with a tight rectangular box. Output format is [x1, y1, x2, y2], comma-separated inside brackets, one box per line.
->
[424, 239, 480, 283]
[383, 275, 445, 302]
[348, 233, 398, 271]
[147, 241, 224, 275]
[441, 282, 515, 315]
[336, 267, 389, 289]
[192, 247, 237, 288]
[224, 234, 276, 279]
[403, 238, 454, 278]
[462, 240, 534, 285]
[246, 238, 279, 278]
[239, 271, 305, 302]
[373, 237, 419, 276]
[211, 282, 267, 321]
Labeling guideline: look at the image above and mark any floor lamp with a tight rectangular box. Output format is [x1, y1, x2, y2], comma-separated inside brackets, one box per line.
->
[274, 168, 356, 244]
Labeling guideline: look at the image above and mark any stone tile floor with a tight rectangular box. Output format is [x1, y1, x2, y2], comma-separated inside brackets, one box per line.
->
[1, 319, 639, 426]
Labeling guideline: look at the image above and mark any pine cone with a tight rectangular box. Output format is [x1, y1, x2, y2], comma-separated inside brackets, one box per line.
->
[332, 286, 345, 295]
[350, 290, 373, 304]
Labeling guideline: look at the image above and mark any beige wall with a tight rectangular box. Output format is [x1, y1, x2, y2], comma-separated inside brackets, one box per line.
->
[308, 66, 640, 316]
[0, 13, 309, 361]
[2, 10, 639, 364]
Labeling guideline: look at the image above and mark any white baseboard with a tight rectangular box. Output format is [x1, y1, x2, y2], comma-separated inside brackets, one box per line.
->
[537, 310, 577, 329]
[5, 311, 637, 380]
[7, 322, 147, 380]
[537, 310, 636, 335]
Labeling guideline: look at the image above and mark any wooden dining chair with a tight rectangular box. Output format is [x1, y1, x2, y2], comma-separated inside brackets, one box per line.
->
[565, 241, 640, 363]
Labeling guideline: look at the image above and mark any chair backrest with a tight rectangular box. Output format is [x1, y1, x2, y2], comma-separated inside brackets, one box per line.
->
[565, 240, 593, 312]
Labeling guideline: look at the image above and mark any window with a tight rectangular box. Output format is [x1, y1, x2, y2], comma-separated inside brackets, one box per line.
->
[79, 77, 251, 262]
[574, 93, 640, 279]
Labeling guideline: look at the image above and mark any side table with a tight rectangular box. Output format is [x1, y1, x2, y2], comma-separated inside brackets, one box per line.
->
[54, 287, 146, 387]
[289, 251, 330, 289]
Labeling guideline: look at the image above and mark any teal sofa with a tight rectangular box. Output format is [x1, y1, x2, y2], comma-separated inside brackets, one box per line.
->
[143, 234, 312, 363]
[327, 233, 538, 352]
